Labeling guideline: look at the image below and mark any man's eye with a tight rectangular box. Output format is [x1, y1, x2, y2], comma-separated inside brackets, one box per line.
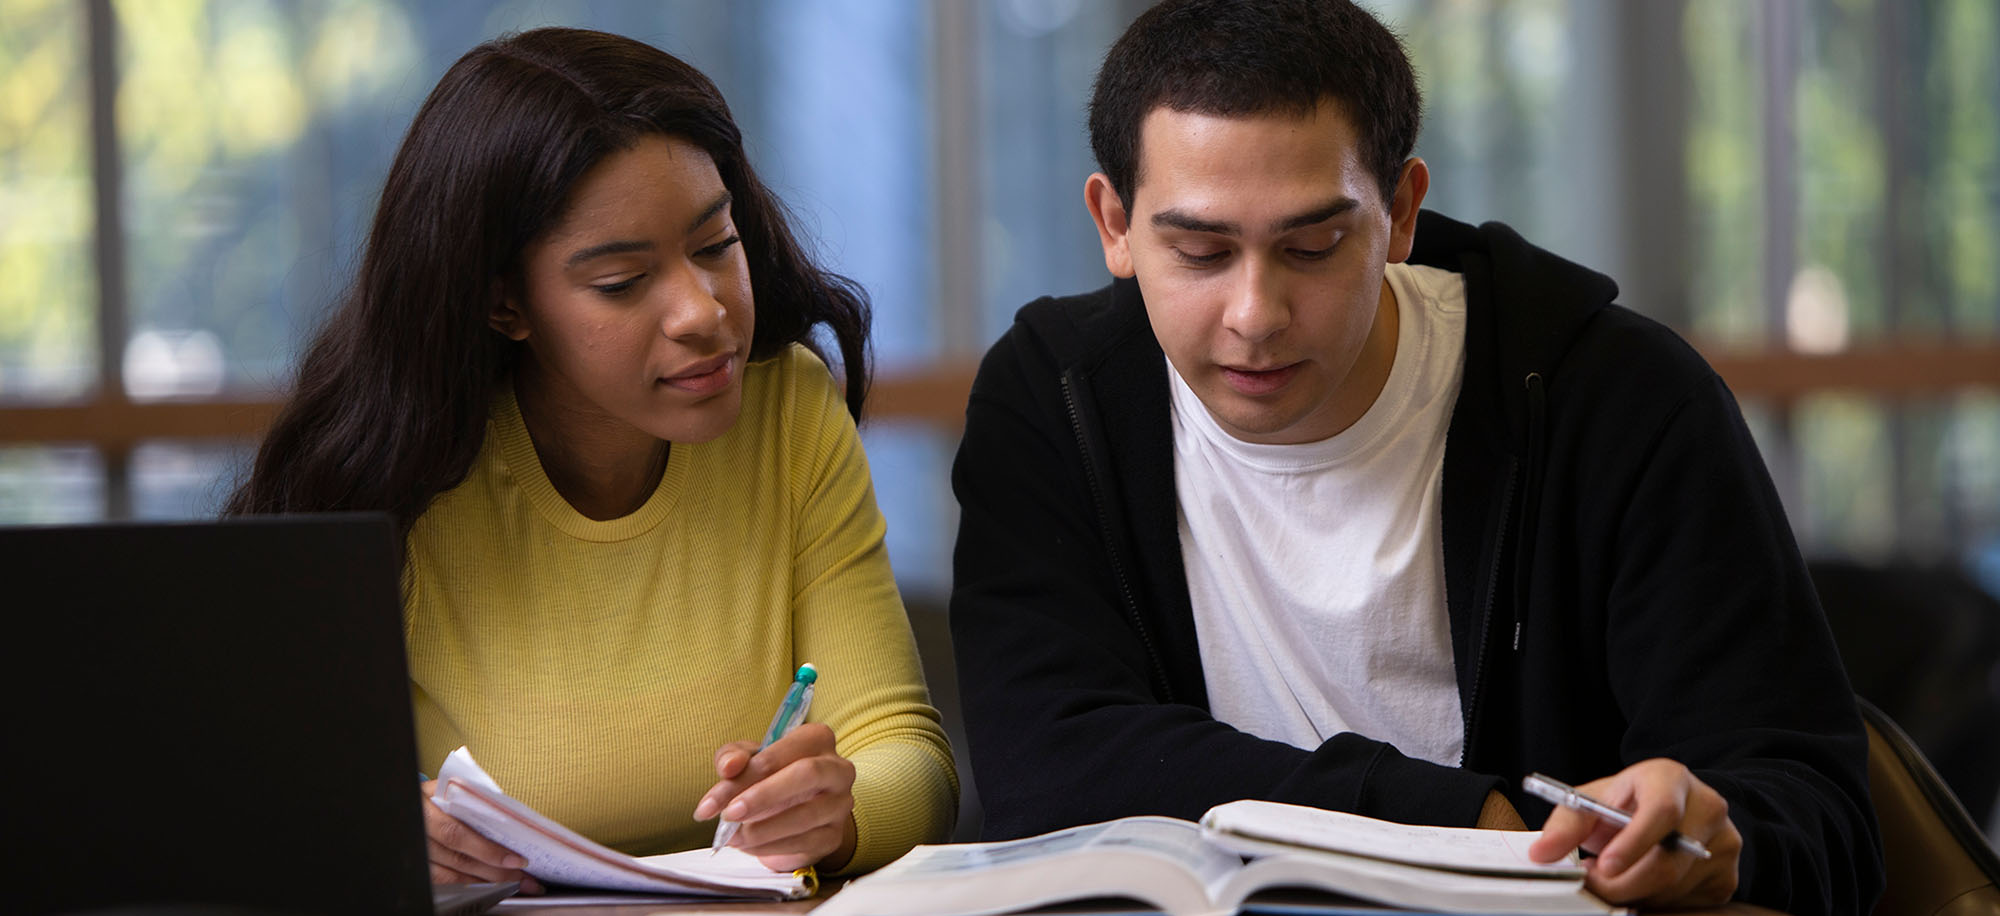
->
[1173, 247, 1228, 266]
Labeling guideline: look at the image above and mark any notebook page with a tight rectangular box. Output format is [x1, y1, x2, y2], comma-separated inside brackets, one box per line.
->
[1200, 799, 1583, 878]
[431, 747, 806, 897]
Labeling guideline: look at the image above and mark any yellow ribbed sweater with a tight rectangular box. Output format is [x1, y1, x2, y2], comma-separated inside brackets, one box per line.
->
[403, 344, 956, 874]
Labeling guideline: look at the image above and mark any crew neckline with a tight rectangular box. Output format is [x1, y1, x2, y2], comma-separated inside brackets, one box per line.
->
[492, 383, 687, 542]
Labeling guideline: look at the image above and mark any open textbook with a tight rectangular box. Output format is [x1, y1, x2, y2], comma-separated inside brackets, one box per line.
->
[815, 800, 1625, 916]
[429, 746, 813, 901]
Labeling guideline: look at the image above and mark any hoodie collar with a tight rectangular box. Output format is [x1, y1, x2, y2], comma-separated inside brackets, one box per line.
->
[1407, 210, 1620, 390]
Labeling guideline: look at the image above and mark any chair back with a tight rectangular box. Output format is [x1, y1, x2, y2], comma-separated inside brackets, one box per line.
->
[1860, 697, 2000, 916]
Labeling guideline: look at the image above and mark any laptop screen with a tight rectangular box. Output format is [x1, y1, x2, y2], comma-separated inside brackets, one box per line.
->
[3, 513, 433, 916]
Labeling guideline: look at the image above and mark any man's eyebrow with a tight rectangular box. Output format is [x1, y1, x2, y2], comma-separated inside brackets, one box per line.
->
[1151, 208, 1239, 235]
[562, 191, 734, 268]
[1148, 197, 1360, 236]
[1273, 197, 1359, 232]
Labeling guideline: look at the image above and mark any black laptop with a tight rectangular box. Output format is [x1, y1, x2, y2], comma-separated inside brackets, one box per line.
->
[1, 514, 512, 915]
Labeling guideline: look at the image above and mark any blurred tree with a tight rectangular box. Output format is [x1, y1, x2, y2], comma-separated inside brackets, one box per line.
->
[0, 0, 91, 399]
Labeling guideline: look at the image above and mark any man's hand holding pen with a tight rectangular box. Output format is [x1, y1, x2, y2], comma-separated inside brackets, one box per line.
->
[1527, 758, 1742, 908]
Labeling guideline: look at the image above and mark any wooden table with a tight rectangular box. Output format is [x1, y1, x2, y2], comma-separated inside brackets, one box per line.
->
[500, 901, 819, 915]
[494, 884, 1789, 915]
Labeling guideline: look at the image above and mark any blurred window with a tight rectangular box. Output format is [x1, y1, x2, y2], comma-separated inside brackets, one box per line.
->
[0, 445, 102, 523]
[130, 439, 249, 520]
[1677, 0, 1999, 567]
[0, 0, 1995, 598]
[973, 0, 1137, 344]
[0, 0, 93, 400]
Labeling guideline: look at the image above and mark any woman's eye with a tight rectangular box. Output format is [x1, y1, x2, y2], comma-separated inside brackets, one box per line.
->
[592, 276, 642, 296]
[696, 235, 742, 259]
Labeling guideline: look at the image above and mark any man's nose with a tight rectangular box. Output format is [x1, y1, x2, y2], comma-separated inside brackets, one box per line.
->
[1222, 261, 1290, 343]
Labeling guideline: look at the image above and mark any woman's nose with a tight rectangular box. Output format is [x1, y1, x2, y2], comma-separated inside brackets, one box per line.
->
[657, 268, 725, 341]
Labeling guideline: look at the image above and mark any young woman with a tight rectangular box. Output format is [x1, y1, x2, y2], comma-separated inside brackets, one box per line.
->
[227, 27, 955, 888]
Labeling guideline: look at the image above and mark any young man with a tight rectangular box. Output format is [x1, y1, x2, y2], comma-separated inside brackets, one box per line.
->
[947, 0, 1882, 911]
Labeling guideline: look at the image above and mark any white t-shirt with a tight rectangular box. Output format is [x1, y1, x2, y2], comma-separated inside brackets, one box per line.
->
[1170, 261, 1469, 765]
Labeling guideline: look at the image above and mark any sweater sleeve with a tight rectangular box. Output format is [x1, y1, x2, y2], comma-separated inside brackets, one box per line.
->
[784, 352, 958, 874]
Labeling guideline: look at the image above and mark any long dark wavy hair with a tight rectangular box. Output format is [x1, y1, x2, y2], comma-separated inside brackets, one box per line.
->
[226, 27, 872, 531]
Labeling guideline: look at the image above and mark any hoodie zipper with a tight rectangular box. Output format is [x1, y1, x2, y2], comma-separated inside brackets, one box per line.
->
[1459, 460, 1517, 767]
[1062, 373, 1174, 702]
[1512, 372, 1548, 653]
[1461, 373, 1547, 765]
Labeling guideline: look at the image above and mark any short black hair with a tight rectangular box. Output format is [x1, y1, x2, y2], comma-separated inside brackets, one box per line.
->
[1089, 0, 1422, 209]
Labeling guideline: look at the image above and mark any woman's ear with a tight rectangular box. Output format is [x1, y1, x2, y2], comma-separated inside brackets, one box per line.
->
[487, 281, 530, 341]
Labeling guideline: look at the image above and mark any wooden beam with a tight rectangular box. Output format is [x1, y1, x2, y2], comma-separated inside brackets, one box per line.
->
[861, 365, 980, 431]
[0, 397, 281, 449]
[1697, 340, 2000, 405]
[3, 341, 1995, 449]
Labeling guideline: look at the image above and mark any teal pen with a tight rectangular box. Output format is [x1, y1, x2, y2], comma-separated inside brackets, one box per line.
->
[711, 663, 818, 854]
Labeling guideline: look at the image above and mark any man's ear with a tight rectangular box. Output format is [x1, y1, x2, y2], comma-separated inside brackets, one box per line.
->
[1385, 157, 1430, 264]
[1084, 173, 1136, 279]
[488, 280, 530, 342]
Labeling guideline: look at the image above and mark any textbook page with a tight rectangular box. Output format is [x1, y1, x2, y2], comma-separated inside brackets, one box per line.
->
[1201, 799, 1583, 877]
[815, 817, 1243, 916]
[1222, 844, 1624, 915]
[431, 747, 808, 899]
[817, 813, 1623, 916]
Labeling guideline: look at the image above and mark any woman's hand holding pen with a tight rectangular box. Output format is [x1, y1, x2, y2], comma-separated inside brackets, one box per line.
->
[418, 779, 544, 894]
[1527, 758, 1741, 908]
[695, 722, 859, 872]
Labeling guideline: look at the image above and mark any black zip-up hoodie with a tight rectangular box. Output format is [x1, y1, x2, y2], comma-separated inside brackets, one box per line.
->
[948, 211, 1883, 913]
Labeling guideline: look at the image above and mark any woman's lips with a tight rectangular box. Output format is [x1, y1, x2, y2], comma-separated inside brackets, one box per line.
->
[1220, 362, 1299, 397]
[660, 356, 735, 395]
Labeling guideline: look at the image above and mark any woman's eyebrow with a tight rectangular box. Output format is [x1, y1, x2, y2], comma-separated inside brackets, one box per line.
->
[562, 191, 735, 268]
[565, 239, 653, 268]
[687, 190, 732, 234]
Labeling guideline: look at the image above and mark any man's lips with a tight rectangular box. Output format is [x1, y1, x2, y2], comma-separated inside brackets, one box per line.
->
[1219, 362, 1300, 396]
[659, 355, 735, 395]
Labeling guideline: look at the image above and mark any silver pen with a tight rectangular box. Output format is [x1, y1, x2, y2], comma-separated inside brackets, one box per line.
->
[1522, 772, 1713, 860]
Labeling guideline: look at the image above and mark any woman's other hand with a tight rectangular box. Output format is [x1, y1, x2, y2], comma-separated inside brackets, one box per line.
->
[420, 779, 543, 893]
